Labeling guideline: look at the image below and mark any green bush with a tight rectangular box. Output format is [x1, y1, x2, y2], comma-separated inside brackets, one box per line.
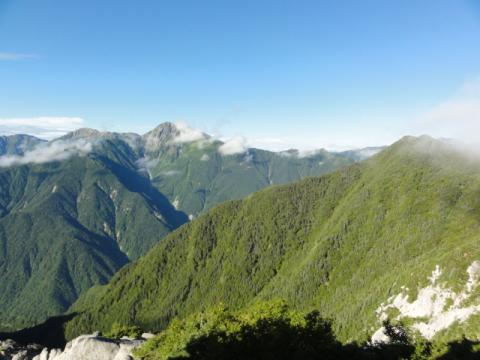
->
[105, 322, 142, 339]
[133, 302, 480, 360]
[133, 300, 349, 360]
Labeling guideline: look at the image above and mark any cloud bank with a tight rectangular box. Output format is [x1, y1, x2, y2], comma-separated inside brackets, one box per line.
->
[0, 139, 93, 168]
[0, 117, 85, 139]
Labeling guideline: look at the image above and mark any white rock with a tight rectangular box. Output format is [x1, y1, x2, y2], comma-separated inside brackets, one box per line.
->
[12, 350, 28, 360]
[30, 334, 143, 360]
[373, 261, 480, 341]
[370, 327, 391, 345]
[1, 339, 42, 360]
[34, 348, 50, 360]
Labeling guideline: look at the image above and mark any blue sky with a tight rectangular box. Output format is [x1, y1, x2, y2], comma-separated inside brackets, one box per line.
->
[1, 0, 480, 150]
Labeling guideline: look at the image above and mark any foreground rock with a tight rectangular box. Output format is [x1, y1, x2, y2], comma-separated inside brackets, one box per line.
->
[0, 339, 43, 359]
[1, 333, 145, 360]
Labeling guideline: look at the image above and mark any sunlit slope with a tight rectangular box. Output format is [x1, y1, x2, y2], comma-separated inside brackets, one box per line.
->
[0, 123, 358, 331]
[66, 136, 480, 342]
[148, 146, 354, 217]
[142, 123, 356, 217]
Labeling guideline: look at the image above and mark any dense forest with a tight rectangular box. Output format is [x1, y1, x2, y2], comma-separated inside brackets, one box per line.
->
[65, 136, 480, 347]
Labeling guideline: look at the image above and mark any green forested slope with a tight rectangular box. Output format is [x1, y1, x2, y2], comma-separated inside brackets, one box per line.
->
[147, 145, 353, 217]
[140, 123, 356, 217]
[54, 123, 357, 218]
[66, 136, 480, 343]
[0, 123, 356, 331]
[0, 141, 187, 330]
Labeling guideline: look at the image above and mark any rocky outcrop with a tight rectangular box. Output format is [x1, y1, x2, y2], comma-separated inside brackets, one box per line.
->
[0, 339, 43, 359]
[1, 333, 146, 360]
[372, 261, 480, 343]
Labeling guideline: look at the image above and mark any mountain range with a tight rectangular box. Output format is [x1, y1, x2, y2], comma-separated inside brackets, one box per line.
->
[0, 122, 366, 331]
[64, 135, 480, 346]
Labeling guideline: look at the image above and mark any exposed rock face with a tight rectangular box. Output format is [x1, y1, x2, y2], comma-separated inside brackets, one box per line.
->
[142, 122, 210, 153]
[142, 122, 181, 152]
[1, 334, 144, 360]
[372, 261, 480, 343]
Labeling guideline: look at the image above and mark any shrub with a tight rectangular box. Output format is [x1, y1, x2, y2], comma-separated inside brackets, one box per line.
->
[105, 322, 142, 339]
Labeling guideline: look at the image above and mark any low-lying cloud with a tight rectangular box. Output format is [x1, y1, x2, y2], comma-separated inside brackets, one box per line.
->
[0, 139, 93, 168]
[171, 122, 207, 144]
[0, 117, 85, 140]
[421, 78, 480, 144]
[136, 156, 158, 171]
[161, 170, 181, 177]
[218, 136, 248, 155]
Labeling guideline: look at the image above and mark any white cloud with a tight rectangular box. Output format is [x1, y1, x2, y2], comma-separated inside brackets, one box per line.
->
[353, 148, 383, 159]
[297, 149, 323, 158]
[136, 156, 158, 171]
[420, 77, 480, 144]
[250, 135, 389, 153]
[0, 52, 38, 61]
[218, 136, 248, 155]
[248, 137, 289, 150]
[0, 117, 85, 139]
[161, 170, 181, 176]
[0, 139, 93, 168]
[171, 122, 207, 144]
[147, 121, 388, 154]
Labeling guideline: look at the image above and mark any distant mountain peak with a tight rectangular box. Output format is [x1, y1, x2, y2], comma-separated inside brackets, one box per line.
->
[144, 122, 179, 139]
[61, 128, 103, 140]
[385, 135, 446, 155]
[58, 128, 143, 150]
[0, 133, 46, 156]
[0, 133, 43, 141]
[143, 122, 210, 152]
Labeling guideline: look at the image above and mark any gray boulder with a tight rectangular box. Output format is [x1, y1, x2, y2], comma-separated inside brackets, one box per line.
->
[0, 339, 42, 360]
[32, 334, 143, 360]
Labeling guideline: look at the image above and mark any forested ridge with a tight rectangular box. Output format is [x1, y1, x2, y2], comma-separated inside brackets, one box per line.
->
[66, 136, 480, 347]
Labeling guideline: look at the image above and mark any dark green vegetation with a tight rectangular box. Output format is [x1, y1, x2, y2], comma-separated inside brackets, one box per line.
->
[134, 301, 359, 360]
[105, 323, 142, 340]
[0, 138, 187, 330]
[0, 123, 354, 331]
[66, 136, 480, 347]
[134, 301, 480, 360]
